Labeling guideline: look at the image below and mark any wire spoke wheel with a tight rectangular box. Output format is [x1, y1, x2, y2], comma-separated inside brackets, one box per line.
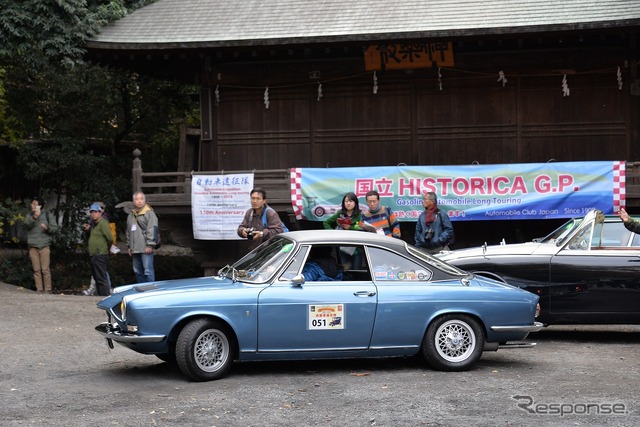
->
[176, 319, 236, 381]
[423, 314, 484, 371]
[435, 320, 475, 362]
[194, 328, 229, 372]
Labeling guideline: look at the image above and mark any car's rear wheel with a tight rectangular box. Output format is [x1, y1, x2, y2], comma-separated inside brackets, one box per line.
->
[176, 318, 236, 381]
[422, 314, 484, 371]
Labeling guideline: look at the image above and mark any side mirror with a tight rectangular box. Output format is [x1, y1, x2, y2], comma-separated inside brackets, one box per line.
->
[290, 274, 306, 287]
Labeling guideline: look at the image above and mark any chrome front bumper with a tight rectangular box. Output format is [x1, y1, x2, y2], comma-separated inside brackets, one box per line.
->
[95, 322, 166, 343]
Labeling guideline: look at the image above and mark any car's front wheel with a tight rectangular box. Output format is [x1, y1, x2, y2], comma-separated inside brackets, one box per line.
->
[422, 314, 484, 371]
[176, 318, 236, 381]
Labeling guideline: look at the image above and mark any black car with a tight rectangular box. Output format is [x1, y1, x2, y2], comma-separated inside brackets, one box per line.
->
[438, 210, 640, 325]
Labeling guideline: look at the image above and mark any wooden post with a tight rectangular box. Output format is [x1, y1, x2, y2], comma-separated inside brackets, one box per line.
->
[184, 175, 191, 194]
[200, 88, 213, 140]
[132, 149, 142, 193]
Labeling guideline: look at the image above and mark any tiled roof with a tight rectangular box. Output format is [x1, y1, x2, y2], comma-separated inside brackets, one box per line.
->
[87, 0, 640, 49]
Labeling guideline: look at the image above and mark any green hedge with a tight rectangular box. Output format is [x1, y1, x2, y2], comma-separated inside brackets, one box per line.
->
[0, 251, 203, 293]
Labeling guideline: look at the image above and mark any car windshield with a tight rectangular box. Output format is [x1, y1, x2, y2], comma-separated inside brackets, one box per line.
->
[536, 218, 583, 245]
[227, 237, 296, 283]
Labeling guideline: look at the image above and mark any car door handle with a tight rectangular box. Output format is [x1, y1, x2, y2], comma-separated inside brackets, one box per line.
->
[354, 291, 376, 297]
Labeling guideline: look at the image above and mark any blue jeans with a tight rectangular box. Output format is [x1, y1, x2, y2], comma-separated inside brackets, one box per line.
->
[132, 253, 155, 283]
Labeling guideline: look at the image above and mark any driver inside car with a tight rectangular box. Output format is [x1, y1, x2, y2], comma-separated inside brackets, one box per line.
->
[302, 246, 343, 281]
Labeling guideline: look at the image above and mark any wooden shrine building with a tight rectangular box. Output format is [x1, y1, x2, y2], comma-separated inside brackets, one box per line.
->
[86, 0, 640, 266]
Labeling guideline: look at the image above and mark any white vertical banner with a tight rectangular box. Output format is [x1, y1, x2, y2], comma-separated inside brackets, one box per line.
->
[191, 173, 254, 240]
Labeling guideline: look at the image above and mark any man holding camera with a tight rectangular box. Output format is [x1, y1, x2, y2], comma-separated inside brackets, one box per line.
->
[237, 188, 284, 250]
[414, 192, 455, 254]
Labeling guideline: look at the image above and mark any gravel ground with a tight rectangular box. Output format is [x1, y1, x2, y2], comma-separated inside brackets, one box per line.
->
[1, 281, 639, 427]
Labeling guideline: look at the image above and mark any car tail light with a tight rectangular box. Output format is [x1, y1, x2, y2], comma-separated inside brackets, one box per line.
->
[535, 303, 541, 318]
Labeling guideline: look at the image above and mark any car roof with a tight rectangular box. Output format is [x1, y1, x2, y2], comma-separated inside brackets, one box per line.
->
[281, 230, 408, 250]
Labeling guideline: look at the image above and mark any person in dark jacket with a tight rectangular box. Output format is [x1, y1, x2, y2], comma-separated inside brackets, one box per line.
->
[619, 207, 640, 233]
[302, 246, 343, 281]
[414, 192, 454, 254]
[24, 197, 59, 293]
[81, 201, 116, 296]
[88, 203, 113, 296]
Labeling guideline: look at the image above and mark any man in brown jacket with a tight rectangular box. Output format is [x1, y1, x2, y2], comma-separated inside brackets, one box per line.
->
[237, 188, 284, 251]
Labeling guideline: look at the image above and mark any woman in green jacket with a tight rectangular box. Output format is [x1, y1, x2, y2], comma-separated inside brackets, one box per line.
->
[322, 192, 363, 269]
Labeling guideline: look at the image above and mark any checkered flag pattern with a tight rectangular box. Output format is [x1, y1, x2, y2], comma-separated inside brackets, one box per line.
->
[613, 161, 625, 213]
[290, 168, 304, 219]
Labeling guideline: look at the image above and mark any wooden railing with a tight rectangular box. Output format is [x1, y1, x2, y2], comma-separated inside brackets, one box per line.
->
[129, 149, 292, 215]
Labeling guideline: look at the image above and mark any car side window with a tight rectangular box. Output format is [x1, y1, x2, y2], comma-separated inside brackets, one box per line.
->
[279, 246, 309, 280]
[367, 247, 433, 282]
[338, 245, 372, 281]
[614, 224, 633, 247]
[301, 245, 344, 282]
[593, 222, 631, 247]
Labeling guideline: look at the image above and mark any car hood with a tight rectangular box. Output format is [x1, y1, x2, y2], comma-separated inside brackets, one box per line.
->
[438, 241, 557, 262]
[97, 275, 255, 308]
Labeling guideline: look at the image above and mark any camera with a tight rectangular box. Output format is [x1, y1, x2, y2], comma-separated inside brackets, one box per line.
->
[424, 228, 434, 241]
[246, 227, 255, 240]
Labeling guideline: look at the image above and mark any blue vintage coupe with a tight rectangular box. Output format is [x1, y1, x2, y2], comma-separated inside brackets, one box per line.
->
[96, 230, 542, 381]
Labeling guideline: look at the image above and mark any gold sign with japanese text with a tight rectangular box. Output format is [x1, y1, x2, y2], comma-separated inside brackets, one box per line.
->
[364, 42, 454, 71]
